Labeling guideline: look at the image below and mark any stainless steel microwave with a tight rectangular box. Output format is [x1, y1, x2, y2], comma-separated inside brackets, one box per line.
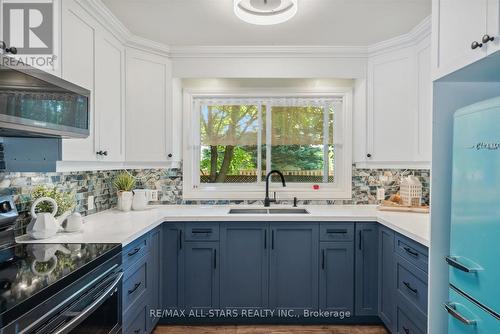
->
[0, 56, 90, 138]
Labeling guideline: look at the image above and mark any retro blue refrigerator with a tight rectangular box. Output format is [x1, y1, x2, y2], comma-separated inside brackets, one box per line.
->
[446, 97, 500, 333]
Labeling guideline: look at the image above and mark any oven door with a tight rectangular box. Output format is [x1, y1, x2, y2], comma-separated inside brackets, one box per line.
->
[34, 270, 123, 334]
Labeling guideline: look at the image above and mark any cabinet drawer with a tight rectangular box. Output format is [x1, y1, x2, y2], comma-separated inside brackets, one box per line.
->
[123, 259, 148, 314]
[397, 305, 425, 334]
[184, 223, 219, 241]
[320, 223, 354, 241]
[124, 303, 147, 334]
[123, 235, 149, 267]
[396, 256, 428, 316]
[395, 234, 428, 273]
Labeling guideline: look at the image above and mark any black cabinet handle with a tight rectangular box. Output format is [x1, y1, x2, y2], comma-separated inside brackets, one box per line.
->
[402, 326, 410, 334]
[403, 281, 418, 294]
[471, 41, 483, 49]
[213, 249, 217, 269]
[366, 153, 372, 158]
[134, 329, 140, 334]
[482, 34, 495, 44]
[168, 153, 173, 158]
[271, 230, 275, 250]
[264, 230, 267, 249]
[404, 247, 419, 257]
[128, 282, 141, 294]
[321, 249, 325, 270]
[326, 229, 347, 234]
[179, 230, 182, 250]
[191, 228, 212, 234]
[359, 230, 363, 250]
[127, 247, 141, 257]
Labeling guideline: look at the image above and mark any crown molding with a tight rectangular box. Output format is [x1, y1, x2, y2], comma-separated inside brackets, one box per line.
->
[368, 15, 431, 57]
[77, 1, 430, 60]
[168, 45, 369, 59]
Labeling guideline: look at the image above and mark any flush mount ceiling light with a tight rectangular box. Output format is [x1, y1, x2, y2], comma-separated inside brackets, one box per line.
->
[234, 0, 298, 25]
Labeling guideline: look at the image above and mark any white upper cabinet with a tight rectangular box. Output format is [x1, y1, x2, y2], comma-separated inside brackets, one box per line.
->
[60, 0, 97, 161]
[432, 0, 500, 80]
[125, 48, 173, 162]
[60, 0, 125, 164]
[362, 35, 432, 168]
[95, 32, 125, 162]
[366, 48, 416, 165]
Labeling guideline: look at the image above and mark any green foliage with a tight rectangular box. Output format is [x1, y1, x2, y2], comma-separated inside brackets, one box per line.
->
[31, 185, 75, 217]
[113, 172, 136, 192]
[271, 145, 324, 171]
[201, 146, 256, 175]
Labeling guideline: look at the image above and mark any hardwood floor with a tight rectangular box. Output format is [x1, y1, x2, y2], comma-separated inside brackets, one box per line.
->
[154, 325, 389, 334]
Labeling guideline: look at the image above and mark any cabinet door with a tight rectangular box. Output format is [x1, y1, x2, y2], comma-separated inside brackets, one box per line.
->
[220, 223, 269, 308]
[163, 223, 183, 309]
[378, 226, 396, 332]
[147, 227, 162, 332]
[487, 0, 500, 55]
[355, 223, 379, 316]
[60, 0, 97, 161]
[95, 32, 125, 162]
[367, 48, 416, 165]
[432, 0, 488, 79]
[269, 223, 319, 312]
[320, 242, 354, 313]
[415, 38, 432, 163]
[180, 242, 219, 310]
[125, 48, 172, 162]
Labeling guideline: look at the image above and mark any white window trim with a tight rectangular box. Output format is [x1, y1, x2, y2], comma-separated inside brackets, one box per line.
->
[183, 88, 353, 200]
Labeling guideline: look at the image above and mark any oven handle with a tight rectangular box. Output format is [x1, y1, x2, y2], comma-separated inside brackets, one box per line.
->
[53, 271, 123, 334]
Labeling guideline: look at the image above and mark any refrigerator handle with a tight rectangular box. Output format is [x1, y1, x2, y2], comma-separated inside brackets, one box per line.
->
[444, 303, 476, 326]
[445, 256, 477, 273]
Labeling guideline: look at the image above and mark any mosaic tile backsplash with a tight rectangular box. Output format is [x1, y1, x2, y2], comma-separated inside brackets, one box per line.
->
[0, 166, 429, 233]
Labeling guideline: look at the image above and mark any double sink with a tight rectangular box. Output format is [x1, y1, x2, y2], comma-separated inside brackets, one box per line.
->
[228, 208, 310, 215]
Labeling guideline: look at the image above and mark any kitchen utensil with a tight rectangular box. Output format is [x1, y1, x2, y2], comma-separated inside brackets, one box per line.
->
[132, 189, 150, 211]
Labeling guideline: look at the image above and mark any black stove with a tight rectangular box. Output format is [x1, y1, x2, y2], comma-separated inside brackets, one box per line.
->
[0, 196, 123, 334]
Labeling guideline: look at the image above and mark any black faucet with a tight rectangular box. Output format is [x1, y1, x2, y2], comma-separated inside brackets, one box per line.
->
[264, 170, 286, 207]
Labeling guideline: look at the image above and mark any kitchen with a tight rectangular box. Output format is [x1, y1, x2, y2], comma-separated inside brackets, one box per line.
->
[0, 0, 498, 333]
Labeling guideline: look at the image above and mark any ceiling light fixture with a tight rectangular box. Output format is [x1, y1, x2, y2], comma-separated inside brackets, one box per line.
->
[234, 0, 298, 25]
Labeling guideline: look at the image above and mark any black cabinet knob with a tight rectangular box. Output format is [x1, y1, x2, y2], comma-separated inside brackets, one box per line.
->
[471, 41, 483, 50]
[168, 153, 173, 158]
[366, 153, 372, 158]
[102, 151, 108, 156]
[96, 151, 102, 156]
[482, 34, 495, 44]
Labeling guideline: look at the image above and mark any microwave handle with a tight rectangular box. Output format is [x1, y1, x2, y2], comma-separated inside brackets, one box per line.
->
[53, 271, 123, 334]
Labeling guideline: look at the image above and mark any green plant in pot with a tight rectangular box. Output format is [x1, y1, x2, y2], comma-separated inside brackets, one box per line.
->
[113, 172, 136, 211]
[31, 185, 76, 217]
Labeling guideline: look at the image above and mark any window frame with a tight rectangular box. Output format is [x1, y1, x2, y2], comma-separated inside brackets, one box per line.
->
[183, 88, 353, 200]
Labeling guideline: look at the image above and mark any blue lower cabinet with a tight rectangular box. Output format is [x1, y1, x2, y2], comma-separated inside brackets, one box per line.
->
[378, 226, 396, 332]
[163, 223, 183, 309]
[269, 223, 319, 312]
[319, 241, 354, 313]
[180, 241, 220, 310]
[397, 303, 425, 334]
[220, 223, 269, 308]
[146, 227, 162, 332]
[355, 223, 379, 316]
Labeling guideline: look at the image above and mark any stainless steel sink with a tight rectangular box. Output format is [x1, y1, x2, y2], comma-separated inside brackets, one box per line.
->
[228, 208, 309, 215]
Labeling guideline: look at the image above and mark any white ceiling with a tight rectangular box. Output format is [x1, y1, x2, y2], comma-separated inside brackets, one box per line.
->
[102, 0, 431, 46]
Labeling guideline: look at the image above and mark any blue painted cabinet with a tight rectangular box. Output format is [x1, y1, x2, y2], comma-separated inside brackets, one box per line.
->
[163, 223, 183, 309]
[319, 241, 354, 312]
[355, 223, 379, 316]
[179, 241, 220, 310]
[220, 223, 269, 308]
[378, 226, 396, 332]
[269, 223, 319, 312]
[146, 227, 162, 332]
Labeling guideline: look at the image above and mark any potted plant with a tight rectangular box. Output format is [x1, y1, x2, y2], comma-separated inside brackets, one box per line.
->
[113, 172, 136, 211]
[31, 185, 75, 218]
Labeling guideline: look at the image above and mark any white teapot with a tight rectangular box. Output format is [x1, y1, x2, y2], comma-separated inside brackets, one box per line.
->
[26, 197, 70, 239]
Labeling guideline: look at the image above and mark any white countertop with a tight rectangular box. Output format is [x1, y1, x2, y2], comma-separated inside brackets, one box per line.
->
[16, 205, 430, 247]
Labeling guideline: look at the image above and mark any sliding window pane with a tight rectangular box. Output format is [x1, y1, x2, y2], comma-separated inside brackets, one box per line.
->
[270, 105, 335, 183]
[200, 104, 260, 183]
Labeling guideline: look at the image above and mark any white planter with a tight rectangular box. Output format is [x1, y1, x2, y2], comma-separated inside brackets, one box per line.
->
[117, 191, 133, 211]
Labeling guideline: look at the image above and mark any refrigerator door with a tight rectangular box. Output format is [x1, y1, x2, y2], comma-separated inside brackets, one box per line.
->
[446, 288, 500, 334]
[450, 96, 500, 314]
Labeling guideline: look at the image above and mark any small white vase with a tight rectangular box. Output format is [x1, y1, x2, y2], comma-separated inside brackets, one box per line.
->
[117, 191, 133, 211]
